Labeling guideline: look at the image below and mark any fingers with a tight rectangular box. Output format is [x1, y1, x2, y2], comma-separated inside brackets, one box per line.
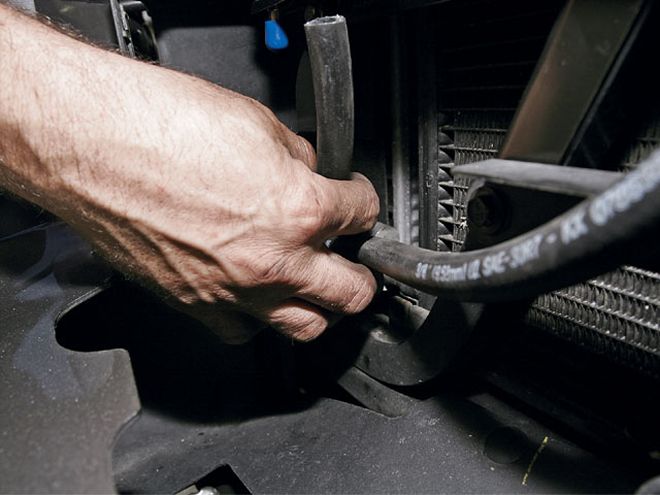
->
[198, 309, 266, 345]
[287, 133, 317, 172]
[183, 246, 377, 343]
[295, 248, 377, 314]
[312, 172, 380, 238]
[257, 299, 338, 341]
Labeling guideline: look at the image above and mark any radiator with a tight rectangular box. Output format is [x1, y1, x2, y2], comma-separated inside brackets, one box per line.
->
[431, 0, 660, 377]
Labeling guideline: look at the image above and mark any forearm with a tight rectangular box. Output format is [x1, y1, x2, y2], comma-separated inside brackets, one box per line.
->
[0, 5, 245, 223]
[0, 4, 140, 208]
[1, 4, 257, 282]
[0, 4, 379, 342]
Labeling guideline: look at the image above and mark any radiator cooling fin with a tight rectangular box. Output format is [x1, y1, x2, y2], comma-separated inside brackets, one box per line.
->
[433, 0, 660, 376]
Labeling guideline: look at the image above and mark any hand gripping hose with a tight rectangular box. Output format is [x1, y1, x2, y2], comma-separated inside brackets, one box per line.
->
[304, 15, 660, 302]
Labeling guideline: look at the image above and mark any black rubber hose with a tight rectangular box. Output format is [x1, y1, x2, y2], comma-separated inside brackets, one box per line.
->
[357, 150, 660, 302]
[304, 15, 354, 180]
[303, 13, 659, 302]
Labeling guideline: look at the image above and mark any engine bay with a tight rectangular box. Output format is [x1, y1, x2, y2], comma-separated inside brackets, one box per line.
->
[1, 0, 659, 493]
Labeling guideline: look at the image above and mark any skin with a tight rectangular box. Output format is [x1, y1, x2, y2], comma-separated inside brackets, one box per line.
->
[0, 5, 379, 343]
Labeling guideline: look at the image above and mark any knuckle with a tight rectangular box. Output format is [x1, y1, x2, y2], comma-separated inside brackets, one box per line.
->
[287, 315, 328, 342]
[351, 174, 380, 229]
[363, 182, 380, 228]
[342, 273, 377, 314]
[252, 253, 294, 286]
[270, 309, 328, 341]
[288, 180, 326, 235]
[296, 137, 317, 166]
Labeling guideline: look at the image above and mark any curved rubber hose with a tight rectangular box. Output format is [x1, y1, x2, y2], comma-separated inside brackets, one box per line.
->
[358, 150, 660, 302]
[304, 15, 354, 180]
[303, 14, 658, 303]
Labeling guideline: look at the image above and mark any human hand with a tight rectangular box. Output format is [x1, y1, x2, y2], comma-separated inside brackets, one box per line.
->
[0, 5, 379, 343]
[107, 90, 379, 343]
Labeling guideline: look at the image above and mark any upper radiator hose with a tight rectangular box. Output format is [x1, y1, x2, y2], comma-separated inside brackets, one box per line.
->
[304, 14, 660, 302]
[304, 15, 354, 180]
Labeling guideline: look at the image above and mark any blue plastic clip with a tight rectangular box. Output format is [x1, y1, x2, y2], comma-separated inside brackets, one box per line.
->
[265, 18, 289, 51]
